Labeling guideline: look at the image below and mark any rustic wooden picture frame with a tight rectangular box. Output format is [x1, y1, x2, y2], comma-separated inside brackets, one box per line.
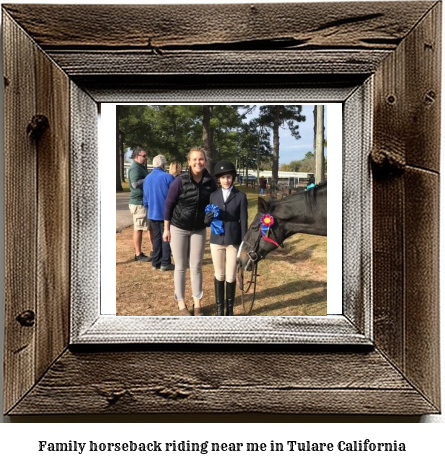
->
[2, 2, 441, 415]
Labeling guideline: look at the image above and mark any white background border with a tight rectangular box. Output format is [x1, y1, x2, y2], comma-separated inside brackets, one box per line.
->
[101, 103, 342, 315]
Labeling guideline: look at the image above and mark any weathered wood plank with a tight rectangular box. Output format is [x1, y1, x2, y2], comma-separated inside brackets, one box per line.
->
[76, 75, 364, 103]
[372, 176, 406, 369]
[372, 40, 406, 368]
[404, 168, 440, 409]
[47, 50, 390, 76]
[371, 2, 441, 412]
[3, 12, 38, 414]
[70, 83, 99, 337]
[2, 2, 436, 50]
[8, 349, 438, 415]
[342, 80, 373, 335]
[35, 43, 71, 379]
[404, 2, 441, 171]
[2, 2, 441, 417]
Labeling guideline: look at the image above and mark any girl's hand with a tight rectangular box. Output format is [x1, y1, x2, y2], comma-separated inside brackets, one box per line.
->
[163, 230, 171, 242]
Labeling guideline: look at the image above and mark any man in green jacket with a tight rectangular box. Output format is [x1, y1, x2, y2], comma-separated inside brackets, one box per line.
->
[128, 148, 152, 262]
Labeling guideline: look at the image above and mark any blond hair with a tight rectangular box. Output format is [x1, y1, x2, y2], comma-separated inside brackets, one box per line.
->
[169, 161, 182, 176]
[187, 147, 211, 169]
[187, 147, 208, 162]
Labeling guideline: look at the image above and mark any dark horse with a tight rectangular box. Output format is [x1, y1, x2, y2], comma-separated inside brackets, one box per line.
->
[237, 182, 327, 271]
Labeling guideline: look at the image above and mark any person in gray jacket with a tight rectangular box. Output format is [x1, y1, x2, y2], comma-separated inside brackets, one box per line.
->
[205, 160, 248, 316]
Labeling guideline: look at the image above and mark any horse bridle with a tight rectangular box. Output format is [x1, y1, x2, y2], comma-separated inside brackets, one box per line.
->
[236, 219, 284, 314]
[244, 220, 284, 265]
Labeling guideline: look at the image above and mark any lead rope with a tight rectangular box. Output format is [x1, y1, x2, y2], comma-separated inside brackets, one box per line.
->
[236, 261, 259, 315]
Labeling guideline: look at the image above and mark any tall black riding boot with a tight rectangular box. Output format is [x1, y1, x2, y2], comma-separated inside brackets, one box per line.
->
[226, 281, 236, 316]
[214, 278, 225, 316]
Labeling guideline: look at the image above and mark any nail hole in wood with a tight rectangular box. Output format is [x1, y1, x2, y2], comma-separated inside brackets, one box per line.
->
[16, 310, 35, 327]
[27, 114, 49, 141]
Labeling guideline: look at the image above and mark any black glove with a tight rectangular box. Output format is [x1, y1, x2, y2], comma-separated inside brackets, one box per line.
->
[204, 211, 214, 226]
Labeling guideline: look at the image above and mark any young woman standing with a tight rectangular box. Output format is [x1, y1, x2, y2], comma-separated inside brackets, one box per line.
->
[205, 160, 248, 316]
[163, 148, 217, 315]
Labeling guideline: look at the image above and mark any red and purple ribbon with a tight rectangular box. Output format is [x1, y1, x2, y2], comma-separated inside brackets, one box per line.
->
[260, 214, 280, 248]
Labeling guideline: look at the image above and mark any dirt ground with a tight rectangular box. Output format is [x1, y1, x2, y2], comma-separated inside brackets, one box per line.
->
[116, 226, 327, 317]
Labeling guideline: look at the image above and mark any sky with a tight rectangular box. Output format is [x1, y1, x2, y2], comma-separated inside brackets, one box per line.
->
[243, 104, 328, 165]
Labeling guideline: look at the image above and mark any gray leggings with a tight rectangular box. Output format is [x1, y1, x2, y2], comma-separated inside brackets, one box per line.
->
[170, 225, 206, 301]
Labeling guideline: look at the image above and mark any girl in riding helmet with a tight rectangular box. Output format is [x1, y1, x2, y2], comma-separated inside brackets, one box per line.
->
[205, 160, 248, 316]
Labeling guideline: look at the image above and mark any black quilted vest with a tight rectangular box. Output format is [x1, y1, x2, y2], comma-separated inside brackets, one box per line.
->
[171, 168, 216, 231]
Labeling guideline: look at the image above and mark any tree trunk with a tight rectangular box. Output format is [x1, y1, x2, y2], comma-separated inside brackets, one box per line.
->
[314, 105, 325, 184]
[120, 130, 125, 182]
[116, 112, 123, 192]
[256, 134, 260, 192]
[271, 105, 282, 198]
[202, 105, 213, 172]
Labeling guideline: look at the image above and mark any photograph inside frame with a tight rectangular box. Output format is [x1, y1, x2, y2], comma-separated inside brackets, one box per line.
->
[112, 104, 341, 317]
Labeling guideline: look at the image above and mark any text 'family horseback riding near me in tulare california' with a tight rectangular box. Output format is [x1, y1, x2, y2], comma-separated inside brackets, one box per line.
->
[105, 103, 342, 318]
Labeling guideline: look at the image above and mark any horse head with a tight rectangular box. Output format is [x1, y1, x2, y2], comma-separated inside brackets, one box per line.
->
[237, 196, 286, 271]
[237, 183, 327, 271]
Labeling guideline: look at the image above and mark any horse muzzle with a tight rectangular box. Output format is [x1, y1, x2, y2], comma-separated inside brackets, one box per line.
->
[237, 241, 260, 271]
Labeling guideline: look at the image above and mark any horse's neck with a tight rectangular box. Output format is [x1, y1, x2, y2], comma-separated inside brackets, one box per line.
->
[279, 188, 327, 237]
[285, 221, 327, 237]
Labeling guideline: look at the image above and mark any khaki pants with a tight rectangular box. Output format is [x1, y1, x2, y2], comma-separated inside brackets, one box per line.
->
[129, 204, 148, 230]
[210, 243, 238, 283]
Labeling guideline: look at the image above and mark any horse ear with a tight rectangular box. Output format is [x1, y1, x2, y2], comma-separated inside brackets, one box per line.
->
[257, 196, 270, 213]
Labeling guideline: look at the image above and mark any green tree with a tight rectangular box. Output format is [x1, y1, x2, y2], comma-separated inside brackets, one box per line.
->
[116, 105, 153, 191]
[237, 119, 271, 183]
[280, 160, 302, 172]
[258, 105, 305, 196]
[117, 105, 246, 188]
[298, 151, 315, 173]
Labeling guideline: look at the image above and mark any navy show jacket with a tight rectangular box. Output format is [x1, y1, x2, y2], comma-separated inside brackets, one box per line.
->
[209, 186, 248, 246]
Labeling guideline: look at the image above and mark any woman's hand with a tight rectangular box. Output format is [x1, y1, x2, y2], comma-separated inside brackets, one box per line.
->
[163, 229, 171, 242]
[163, 220, 171, 242]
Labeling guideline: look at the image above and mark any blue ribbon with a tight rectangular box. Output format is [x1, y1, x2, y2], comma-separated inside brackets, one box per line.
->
[205, 204, 224, 235]
[211, 219, 224, 235]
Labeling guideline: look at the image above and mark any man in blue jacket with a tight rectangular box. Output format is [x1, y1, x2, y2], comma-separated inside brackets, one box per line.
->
[143, 155, 175, 271]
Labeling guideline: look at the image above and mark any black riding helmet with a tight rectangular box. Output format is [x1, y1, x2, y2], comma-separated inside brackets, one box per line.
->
[214, 160, 237, 178]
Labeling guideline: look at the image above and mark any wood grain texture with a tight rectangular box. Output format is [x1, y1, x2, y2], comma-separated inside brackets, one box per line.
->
[70, 83, 99, 336]
[404, 2, 441, 171]
[342, 80, 373, 336]
[46, 50, 390, 76]
[34, 38, 71, 382]
[77, 75, 363, 104]
[404, 168, 440, 407]
[3, 13, 38, 414]
[3, 10, 71, 413]
[8, 349, 437, 415]
[371, 1, 441, 411]
[2, 2, 436, 49]
[2, 2, 441, 416]
[372, 175, 405, 367]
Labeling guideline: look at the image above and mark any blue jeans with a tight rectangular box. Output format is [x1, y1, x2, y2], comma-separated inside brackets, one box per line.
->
[151, 220, 172, 267]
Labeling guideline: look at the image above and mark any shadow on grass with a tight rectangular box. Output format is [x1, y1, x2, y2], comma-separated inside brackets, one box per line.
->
[269, 242, 320, 263]
[234, 279, 327, 316]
